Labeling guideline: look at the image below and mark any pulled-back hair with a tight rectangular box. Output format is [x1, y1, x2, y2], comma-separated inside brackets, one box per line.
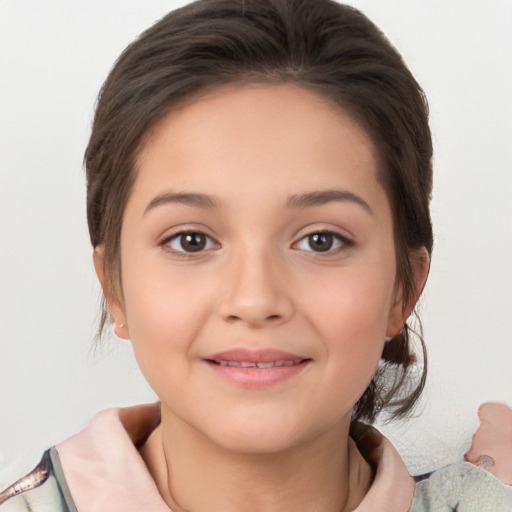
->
[86, 0, 433, 423]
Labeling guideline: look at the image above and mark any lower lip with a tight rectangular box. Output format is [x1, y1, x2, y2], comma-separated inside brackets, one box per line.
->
[204, 360, 310, 388]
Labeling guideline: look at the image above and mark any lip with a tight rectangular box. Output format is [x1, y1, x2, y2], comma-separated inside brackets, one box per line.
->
[203, 348, 311, 388]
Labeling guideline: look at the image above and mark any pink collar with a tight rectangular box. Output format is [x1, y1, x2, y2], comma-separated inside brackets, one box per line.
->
[56, 403, 414, 512]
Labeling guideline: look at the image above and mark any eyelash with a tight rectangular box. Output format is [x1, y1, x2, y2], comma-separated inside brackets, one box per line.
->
[159, 230, 219, 257]
[159, 229, 353, 257]
[293, 230, 353, 254]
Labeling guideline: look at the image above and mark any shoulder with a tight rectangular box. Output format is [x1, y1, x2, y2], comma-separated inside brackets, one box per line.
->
[0, 449, 76, 512]
[411, 462, 512, 511]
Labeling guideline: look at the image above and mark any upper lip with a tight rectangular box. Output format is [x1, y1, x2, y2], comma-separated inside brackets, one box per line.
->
[205, 348, 308, 364]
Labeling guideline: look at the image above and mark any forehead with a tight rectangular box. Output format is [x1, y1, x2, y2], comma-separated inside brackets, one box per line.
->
[131, 83, 385, 212]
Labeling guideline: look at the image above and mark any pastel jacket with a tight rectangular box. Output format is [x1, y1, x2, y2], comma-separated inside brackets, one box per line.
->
[1, 403, 511, 511]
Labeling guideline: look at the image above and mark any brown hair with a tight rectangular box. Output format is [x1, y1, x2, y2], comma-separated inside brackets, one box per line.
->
[86, 0, 433, 423]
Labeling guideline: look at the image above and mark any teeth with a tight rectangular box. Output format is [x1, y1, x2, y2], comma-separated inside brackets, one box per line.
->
[256, 362, 274, 368]
[215, 359, 303, 368]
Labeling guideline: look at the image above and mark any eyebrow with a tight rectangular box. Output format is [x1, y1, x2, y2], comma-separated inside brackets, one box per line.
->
[144, 192, 221, 215]
[144, 189, 373, 215]
[286, 190, 373, 215]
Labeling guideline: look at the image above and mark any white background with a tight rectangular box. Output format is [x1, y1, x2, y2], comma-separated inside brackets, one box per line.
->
[1, 0, 511, 477]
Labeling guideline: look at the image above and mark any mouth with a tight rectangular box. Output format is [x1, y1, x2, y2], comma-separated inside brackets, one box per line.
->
[208, 359, 306, 368]
[203, 349, 311, 387]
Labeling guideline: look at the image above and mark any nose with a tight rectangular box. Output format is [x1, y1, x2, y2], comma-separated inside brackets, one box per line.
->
[217, 247, 294, 328]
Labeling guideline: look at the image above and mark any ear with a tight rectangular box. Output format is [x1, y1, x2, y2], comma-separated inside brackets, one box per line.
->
[93, 247, 130, 339]
[386, 247, 430, 338]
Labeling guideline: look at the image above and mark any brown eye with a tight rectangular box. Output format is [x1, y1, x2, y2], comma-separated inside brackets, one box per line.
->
[308, 233, 333, 252]
[180, 233, 206, 252]
[165, 231, 217, 253]
[294, 231, 350, 253]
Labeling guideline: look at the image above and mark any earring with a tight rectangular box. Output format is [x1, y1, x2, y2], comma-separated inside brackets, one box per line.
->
[113, 323, 127, 338]
[385, 336, 393, 342]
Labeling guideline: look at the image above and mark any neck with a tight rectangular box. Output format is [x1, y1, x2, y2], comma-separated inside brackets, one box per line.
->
[140, 409, 373, 512]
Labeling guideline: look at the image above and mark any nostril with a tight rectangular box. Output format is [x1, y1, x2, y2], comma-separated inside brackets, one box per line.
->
[224, 313, 282, 325]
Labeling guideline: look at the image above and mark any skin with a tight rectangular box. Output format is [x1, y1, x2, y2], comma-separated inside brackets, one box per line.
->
[94, 83, 428, 511]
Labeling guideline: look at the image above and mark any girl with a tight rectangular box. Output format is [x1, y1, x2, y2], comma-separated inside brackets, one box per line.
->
[1, 1, 511, 510]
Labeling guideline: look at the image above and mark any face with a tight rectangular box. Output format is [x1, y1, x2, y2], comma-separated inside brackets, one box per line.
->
[99, 84, 408, 454]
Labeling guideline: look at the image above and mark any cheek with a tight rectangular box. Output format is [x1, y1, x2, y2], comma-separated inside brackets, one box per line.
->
[302, 265, 395, 383]
[120, 264, 212, 383]
[122, 247, 209, 330]
[305, 267, 395, 340]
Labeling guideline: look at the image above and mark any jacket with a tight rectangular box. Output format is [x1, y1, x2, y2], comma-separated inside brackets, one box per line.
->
[1, 403, 511, 511]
